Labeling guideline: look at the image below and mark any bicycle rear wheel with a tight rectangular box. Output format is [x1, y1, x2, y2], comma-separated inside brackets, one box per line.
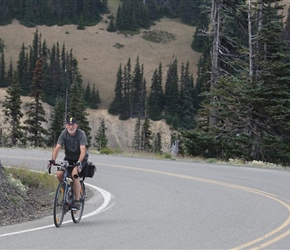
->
[71, 181, 85, 223]
[53, 182, 66, 227]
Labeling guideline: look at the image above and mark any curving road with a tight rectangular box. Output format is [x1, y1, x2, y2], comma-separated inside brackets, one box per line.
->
[1, 148, 290, 249]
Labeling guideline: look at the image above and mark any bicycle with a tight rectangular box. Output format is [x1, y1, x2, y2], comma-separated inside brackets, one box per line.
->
[48, 160, 86, 227]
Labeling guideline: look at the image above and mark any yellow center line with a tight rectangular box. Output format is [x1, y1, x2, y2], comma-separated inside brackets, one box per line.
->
[96, 162, 290, 249]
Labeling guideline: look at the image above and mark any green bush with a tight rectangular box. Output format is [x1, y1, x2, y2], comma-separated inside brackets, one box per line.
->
[100, 147, 114, 155]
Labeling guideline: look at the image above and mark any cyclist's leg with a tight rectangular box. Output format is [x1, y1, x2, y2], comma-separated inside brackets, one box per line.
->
[72, 167, 81, 201]
[56, 170, 63, 182]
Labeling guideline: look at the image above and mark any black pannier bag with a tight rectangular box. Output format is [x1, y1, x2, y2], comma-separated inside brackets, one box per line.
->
[80, 162, 96, 178]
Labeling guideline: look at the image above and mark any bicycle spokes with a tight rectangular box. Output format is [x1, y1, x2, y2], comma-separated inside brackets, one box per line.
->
[53, 182, 66, 227]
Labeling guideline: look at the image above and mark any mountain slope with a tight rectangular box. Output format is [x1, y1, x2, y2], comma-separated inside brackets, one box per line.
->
[0, 17, 199, 108]
[0, 14, 199, 152]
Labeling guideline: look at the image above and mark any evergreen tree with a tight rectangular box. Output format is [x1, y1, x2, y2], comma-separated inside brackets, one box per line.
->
[24, 57, 48, 147]
[139, 2, 151, 28]
[140, 116, 152, 151]
[179, 61, 196, 130]
[164, 58, 180, 126]
[77, 14, 85, 30]
[0, 0, 13, 25]
[88, 84, 100, 109]
[7, 58, 13, 86]
[68, 82, 92, 146]
[131, 56, 144, 118]
[94, 118, 108, 151]
[84, 82, 91, 107]
[152, 132, 162, 154]
[132, 116, 141, 151]
[2, 74, 24, 146]
[140, 78, 147, 119]
[0, 50, 6, 87]
[107, 17, 117, 32]
[120, 58, 131, 120]
[147, 68, 163, 121]
[22, 0, 36, 27]
[109, 64, 123, 115]
[146, 0, 160, 20]
[17, 43, 30, 95]
[191, 4, 210, 54]
[47, 96, 65, 147]
[284, 7, 290, 48]
[116, 5, 124, 31]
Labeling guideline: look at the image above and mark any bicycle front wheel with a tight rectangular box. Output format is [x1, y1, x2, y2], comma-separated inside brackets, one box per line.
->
[53, 182, 66, 227]
[71, 181, 85, 223]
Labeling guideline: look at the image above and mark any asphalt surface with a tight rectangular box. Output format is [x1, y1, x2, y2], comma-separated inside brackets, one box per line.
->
[1, 148, 290, 249]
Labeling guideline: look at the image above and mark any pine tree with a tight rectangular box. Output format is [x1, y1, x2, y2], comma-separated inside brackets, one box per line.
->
[140, 78, 147, 119]
[47, 96, 65, 147]
[116, 5, 124, 31]
[109, 64, 123, 115]
[120, 58, 132, 120]
[131, 56, 144, 118]
[24, 57, 48, 147]
[89, 84, 100, 109]
[132, 116, 141, 151]
[2, 74, 24, 146]
[17, 43, 30, 96]
[152, 132, 162, 154]
[7, 58, 13, 86]
[164, 58, 180, 126]
[147, 68, 163, 121]
[84, 82, 91, 107]
[77, 14, 85, 30]
[94, 119, 108, 151]
[23, 0, 36, 27]
[68, 82, 92, 146]
[0, 50, 6, 87]
[179, 61, 196, 130]
[140, 116, 152, 151]
[107, 17, 117, 32]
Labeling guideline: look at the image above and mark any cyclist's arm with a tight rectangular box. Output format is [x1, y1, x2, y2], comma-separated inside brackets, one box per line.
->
[52, 143, 61, 162]
[78, 145, 86, 163]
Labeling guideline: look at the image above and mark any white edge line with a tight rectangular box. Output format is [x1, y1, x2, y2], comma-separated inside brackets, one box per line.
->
[0, 183, 112, 238]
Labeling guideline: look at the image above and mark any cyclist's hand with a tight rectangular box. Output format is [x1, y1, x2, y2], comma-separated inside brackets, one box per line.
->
[76, 161, 82, 172]
[48, 159, 55, 167]
[47, 160, 55, 174]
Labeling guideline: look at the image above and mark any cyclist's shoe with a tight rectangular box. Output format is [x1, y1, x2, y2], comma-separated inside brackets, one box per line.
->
[71, 200, 80, 210]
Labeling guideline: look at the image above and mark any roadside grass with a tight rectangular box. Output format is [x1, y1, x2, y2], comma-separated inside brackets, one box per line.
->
[4, 167, 58, 193]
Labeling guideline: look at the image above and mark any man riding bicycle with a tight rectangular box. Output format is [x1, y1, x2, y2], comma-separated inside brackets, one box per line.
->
[49, 117, 89, 210]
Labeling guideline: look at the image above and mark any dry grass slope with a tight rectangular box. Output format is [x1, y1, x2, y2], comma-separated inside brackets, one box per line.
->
[0, 1, 200, 152]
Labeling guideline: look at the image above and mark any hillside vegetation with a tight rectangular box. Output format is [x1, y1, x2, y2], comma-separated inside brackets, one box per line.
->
[0, 9, 199, 152]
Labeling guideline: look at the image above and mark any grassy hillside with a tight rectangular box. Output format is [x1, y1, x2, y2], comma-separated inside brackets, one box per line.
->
[0, 5, 199, 108]
[0, 1, 200, 152]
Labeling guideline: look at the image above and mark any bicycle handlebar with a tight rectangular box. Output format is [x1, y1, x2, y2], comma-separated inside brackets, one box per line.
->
[47, 162, 82, 181]
[47, 161, 75, 174]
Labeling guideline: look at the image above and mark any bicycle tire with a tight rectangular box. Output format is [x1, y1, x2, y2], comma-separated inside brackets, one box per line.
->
[53, 182, 66, 227]
[71, 181, 85, 223]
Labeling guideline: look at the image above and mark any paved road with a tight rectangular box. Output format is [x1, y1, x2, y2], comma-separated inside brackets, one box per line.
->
[1, 148, 290, 249]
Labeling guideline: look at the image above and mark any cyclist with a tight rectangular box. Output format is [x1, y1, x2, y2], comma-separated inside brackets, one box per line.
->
[49, 117, 89, 210]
